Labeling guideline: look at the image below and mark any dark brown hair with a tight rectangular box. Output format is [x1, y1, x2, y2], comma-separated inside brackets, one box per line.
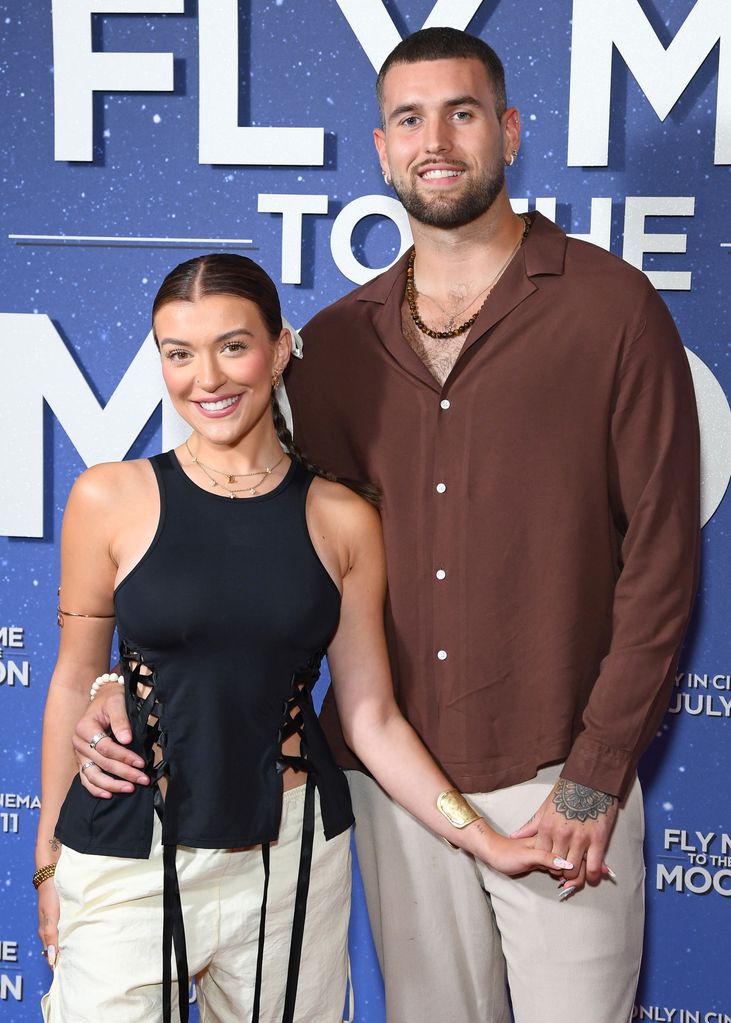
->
[152, 253, 379, 505]
[152, 253, 283, 340]
[376, 27, 507, 124]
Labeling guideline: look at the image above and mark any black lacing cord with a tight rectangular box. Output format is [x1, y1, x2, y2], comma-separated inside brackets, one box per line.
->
[260, 658, 321, 1023]
[122, 647, 189, 1023]
[251, 843, 271, 1023]
[282, 773, 316, 1022]
[162, 841, 189, 1023]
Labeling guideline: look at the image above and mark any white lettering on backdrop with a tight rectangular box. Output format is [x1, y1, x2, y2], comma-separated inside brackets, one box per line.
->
[51, 0, 183, 162]
[0, 320, 187, 538]
[53, 2, 728, 167]
[51, 0, 485, 165]
[568, 0, 731, 165]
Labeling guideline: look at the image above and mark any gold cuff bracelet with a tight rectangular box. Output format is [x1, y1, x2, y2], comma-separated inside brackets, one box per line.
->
[436, 789, 482, 829]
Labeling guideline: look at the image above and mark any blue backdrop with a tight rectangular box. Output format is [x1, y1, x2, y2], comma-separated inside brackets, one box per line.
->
[1, 1, 730, 1019]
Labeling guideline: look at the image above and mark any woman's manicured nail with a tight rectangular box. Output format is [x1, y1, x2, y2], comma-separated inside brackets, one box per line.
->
[558, 886, 576, 902]
[604, 865, 617, 880]
[553, 857, 573, 869]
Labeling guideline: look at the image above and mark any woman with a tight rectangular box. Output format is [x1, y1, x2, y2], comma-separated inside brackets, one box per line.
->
[35, 254, 566, 1023]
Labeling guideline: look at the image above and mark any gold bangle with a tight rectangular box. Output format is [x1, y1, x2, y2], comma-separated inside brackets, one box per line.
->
[57, 607, 116, 628]
[56, 588, 115, 628]
[436, 789, 482, 829]
[33, 863, 57, 890]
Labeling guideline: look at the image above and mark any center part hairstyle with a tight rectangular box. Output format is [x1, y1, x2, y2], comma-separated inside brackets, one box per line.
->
[152, 252, 380, 506]
[152, 252, 283, 342]
[375, 26, 508, 122]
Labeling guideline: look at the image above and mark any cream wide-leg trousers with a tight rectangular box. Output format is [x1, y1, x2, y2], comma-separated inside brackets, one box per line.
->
[349, 764, 645, 1023]
[42, 785, 352, 1023]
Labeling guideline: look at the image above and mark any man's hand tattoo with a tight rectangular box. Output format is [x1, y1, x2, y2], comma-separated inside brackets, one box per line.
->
[552, 780, 616, 822]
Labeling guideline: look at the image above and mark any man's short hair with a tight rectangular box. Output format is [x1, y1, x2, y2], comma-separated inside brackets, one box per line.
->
[376, 27, 507, 124]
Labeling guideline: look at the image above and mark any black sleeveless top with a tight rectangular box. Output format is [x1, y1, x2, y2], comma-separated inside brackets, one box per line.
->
[55, 452, 354, 1023]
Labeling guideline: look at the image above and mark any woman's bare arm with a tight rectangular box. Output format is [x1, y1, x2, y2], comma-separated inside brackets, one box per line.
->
[36, 464, 130, 961]
[314, 482, 563, 877]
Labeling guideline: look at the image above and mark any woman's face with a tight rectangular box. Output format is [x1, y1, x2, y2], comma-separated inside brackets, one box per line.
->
[155, 293, 290, 448]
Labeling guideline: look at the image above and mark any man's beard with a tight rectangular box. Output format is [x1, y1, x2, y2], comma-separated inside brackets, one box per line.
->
[392, 160, 505, 229]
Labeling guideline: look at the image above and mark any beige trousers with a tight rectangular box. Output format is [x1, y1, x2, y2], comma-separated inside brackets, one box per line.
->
[42, 785, 352, 1023]
[349, 764, 645, 1023]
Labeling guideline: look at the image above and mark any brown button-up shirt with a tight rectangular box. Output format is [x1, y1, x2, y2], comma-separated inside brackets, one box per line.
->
[287, 212, 700, 799]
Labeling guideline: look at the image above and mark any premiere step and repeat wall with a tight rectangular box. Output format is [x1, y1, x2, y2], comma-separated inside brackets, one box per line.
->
[1, 1, 730, 1019]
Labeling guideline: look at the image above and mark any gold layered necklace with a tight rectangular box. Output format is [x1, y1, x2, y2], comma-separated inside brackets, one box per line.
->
[406, 213, 531, 340]
[184, 439, 286, 498]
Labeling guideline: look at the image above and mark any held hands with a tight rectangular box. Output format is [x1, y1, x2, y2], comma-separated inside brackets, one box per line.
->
[510, 777, 619, 898]
[439, 791, 574, 877]
[72, 683, 149, 797]
[471, 819, 576, 878]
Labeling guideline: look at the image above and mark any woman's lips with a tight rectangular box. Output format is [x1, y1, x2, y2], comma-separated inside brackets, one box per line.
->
[192, 394, 242, 418]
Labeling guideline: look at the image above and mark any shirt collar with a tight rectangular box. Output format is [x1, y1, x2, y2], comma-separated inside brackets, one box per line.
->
[354, 210, 568, 306]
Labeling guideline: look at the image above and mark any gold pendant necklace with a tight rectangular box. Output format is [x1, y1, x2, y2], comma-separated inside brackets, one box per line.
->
[184, 440, 286, 498]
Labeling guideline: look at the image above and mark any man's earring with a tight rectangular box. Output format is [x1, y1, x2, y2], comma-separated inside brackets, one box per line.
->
[507, 149, 518, 167]
[383, 170, 392, 186]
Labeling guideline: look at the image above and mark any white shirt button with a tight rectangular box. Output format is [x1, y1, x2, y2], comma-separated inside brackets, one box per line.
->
[435, 569, 446, 580]
[437, 649, 448, 661]
[440, 399, 451, 410]
[435, 482, 447, 494]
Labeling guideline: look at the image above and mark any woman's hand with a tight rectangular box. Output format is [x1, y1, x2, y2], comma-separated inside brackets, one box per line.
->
[72, 683, 149, 798]
[37, 879, 60, 970]
[474, 826, 574, 878]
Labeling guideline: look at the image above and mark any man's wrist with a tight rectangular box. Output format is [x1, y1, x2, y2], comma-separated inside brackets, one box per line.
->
[552, 777, 616, 823]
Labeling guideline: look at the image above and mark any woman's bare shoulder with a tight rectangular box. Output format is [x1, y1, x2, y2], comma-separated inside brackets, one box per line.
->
[307, 476, 382, 550]
[67, 459, 156, 516]
[309, 475, 379, 520]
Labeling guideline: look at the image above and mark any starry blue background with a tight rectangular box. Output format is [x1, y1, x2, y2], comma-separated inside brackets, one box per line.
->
[1, 1, 729, 1019]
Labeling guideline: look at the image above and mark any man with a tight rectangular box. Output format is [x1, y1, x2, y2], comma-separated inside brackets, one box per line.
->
[285, 27, 699, 1023]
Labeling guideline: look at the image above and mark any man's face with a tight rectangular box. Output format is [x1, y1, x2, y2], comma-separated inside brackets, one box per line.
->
[374, 57, 518, 229]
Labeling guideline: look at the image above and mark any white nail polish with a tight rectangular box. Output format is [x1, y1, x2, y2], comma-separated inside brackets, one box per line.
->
[558, 886, 576, 902]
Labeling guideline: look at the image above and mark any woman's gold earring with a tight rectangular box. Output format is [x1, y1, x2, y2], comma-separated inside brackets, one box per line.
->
[272, 372, 280, 390]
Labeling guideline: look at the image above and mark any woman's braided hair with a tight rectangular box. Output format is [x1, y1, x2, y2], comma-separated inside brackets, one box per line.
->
[152, 253, 379, 505]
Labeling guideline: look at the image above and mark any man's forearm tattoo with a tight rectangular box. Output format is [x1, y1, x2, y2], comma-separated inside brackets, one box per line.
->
[48, 836, 61, 853]
[552, 780, 616, 822]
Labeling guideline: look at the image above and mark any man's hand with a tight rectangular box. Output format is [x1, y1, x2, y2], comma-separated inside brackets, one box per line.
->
[511, 778, 618, 897]
[71, 683, 149, 798]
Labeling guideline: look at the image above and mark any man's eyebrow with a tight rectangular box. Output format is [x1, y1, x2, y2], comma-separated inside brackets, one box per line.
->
[445, 95, 483, 109]
[159, 328, 255, 347]
[388, 95, 484, 123]
[388, 102, 420, 124]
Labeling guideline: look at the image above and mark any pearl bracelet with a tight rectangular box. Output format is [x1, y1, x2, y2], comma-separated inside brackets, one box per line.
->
[89, 672, 124, 702]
